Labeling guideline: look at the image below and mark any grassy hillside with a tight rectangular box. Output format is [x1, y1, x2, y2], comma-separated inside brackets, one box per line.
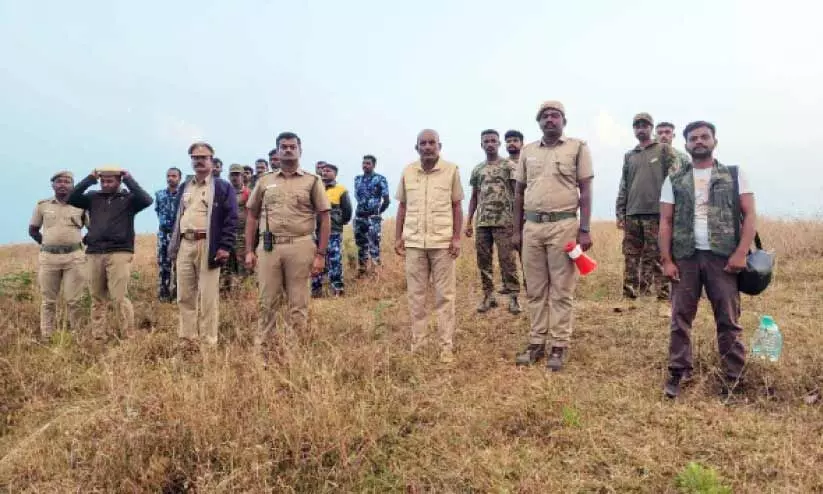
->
[0, 220, 821, 492]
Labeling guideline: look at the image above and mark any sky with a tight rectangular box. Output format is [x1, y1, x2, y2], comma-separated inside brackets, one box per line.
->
[1, 0, 822, 244]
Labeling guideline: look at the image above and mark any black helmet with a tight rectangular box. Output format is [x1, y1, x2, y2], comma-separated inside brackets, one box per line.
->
[738, 234, 774, 296]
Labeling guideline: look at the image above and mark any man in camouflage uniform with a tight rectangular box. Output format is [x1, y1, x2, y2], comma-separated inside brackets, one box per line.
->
[354, 154, 390, 276]
[466, 129, 521, 314]
[616, 113, 678, 303]
[221, 164, 251, 292]
[29, 171, 88, 340]
[655, 122, 692, 168]
[312, 163, 353, 297]
[155, 167, 182, 302]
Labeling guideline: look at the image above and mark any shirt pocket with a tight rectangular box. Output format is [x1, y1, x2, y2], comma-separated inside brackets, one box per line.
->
[68, 211, 84, 228]
[404, 180, 422, 209]
[554, 154, 577, 178]
[263, 186, 286, 208]
[182, 192, 194, 209]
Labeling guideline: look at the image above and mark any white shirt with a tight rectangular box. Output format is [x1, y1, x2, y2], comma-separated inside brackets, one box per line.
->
[660, 167, 752, 250]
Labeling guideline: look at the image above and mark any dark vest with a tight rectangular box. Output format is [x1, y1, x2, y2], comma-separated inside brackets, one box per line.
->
[670, 161, 738, 260]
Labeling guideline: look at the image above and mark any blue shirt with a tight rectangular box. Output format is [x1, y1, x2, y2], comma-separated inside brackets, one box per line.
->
[354, 173, 389, 215]
[154, 188, 179, 231]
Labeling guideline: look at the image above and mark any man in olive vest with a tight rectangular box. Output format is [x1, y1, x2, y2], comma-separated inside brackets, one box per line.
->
[616, 113, 678, 304]
[312, 163, 353, 297]
[29, 171, 88, 340]
[395, 129, 464, 363]
[659, 121, 756, 399]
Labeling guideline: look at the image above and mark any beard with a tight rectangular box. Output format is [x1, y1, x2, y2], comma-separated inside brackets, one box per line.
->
[688, 147, 712, 159]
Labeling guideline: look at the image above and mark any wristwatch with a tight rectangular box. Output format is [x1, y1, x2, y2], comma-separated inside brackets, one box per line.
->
[579, 226, 590, 233]
[316, 250, 327, 256]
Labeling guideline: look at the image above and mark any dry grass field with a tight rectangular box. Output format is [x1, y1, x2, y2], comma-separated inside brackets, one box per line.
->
[0, 220, 821, 493]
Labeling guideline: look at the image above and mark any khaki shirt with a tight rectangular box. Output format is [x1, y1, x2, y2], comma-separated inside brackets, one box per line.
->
[395, 158, 464, 249]
[180, 175, 211, 232]
[247, 168, 330, 237]
[30, 198, 87, 246]
[515, 136, 594, 213]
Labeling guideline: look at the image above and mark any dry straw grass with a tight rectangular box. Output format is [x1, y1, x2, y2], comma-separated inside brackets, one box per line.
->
[0, 220, 821, 492]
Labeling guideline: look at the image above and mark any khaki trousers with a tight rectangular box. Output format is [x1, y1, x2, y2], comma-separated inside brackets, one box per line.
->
[405, 248, 456, 351]
[87, 252, 135, 337]
[176, 238, 221, 345]
[256, 236, 315, 345]
[38, 250, 86, 337]
[522, 219, 578, 348]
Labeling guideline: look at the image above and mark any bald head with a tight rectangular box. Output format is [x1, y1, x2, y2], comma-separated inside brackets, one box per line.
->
[415, 129, 442, 164]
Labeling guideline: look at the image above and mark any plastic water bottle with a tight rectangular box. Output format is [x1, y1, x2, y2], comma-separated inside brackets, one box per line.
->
[751, 315, 782, 362]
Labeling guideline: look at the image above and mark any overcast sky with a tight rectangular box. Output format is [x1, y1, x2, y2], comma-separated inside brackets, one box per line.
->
[1, 0, 821, 243]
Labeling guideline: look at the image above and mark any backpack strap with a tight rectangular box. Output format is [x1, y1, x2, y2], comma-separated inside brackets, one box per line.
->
[729, 165, 761, 252]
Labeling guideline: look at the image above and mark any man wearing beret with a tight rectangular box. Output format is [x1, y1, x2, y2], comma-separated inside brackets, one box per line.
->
[168, 143, 238, 346]
[512, 101, 594, 371]
[29, 171, 88, 340]
[221, 163, 251, 293]
[68, 166, 153, 340]
[616, 113, 679, 308]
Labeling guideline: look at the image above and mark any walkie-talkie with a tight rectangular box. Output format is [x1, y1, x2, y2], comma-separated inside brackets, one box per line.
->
[263, 203, 274, 252]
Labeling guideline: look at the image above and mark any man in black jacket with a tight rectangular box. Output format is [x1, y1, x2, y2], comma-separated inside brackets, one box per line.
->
[68, 168, 153, 339]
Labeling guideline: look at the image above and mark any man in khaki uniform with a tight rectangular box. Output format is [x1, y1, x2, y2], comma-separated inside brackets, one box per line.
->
[513, 101, 594, 371]
[395, 129, 464, 363]
[28, 171, 87, 340]
[169, 142, 238, 346]
[245, 132, 331, 347]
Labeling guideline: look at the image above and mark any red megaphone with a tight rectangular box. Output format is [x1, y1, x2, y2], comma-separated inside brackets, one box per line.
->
[564, 241, 597, 276]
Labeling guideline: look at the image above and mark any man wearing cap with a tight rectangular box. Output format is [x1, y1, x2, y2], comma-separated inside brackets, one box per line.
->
[354, 154, 391, 277]
[168, 142, 238, 346]
[512, 101, 594, 371]
[395, 129, 464, 363]
[655, 122, 692, 168]
[29, 171, 88, 340]
[220, 164, 252, 293]
[616, 113, 679, 304]
[155, 167, 182, 302]
[466, 129, 521, 314]
[68, 167, 153, 339]
[312, 163, 353, 297]
[245, 132, 331, 349]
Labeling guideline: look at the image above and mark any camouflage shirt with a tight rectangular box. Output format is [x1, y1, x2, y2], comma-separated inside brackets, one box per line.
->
[470, 158, 516, 227]
[234, 186, 249, 254]
[154, 188, 179, 232]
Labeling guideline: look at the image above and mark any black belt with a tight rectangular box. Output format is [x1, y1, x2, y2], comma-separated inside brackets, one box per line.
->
[356, 211, 379, 218]
[524, 211, 577, 223]
[41, 243, 82, 254]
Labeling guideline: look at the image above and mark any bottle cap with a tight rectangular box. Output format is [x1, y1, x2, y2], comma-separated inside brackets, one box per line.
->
[760, 315, 775, 326]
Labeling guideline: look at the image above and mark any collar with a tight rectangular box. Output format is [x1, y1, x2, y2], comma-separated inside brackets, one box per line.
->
[324, 180, 337, 188]
[50, 196, 69, 204]
[192, 174, 212, 186]
[632, 140, 659, 152]
[274, 167, 305, 177]
[414, 157, 442, 172]
[539, 135, 567, 147]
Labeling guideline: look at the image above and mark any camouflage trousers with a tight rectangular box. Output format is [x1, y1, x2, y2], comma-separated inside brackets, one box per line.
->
[312, 233, 344, 293]
[622, 215, 670, 300]
[221, 248, 250, 293]
[354, 215, 382, 269]
[476, 225, 520, 295]
[156, 230, 176, 299]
